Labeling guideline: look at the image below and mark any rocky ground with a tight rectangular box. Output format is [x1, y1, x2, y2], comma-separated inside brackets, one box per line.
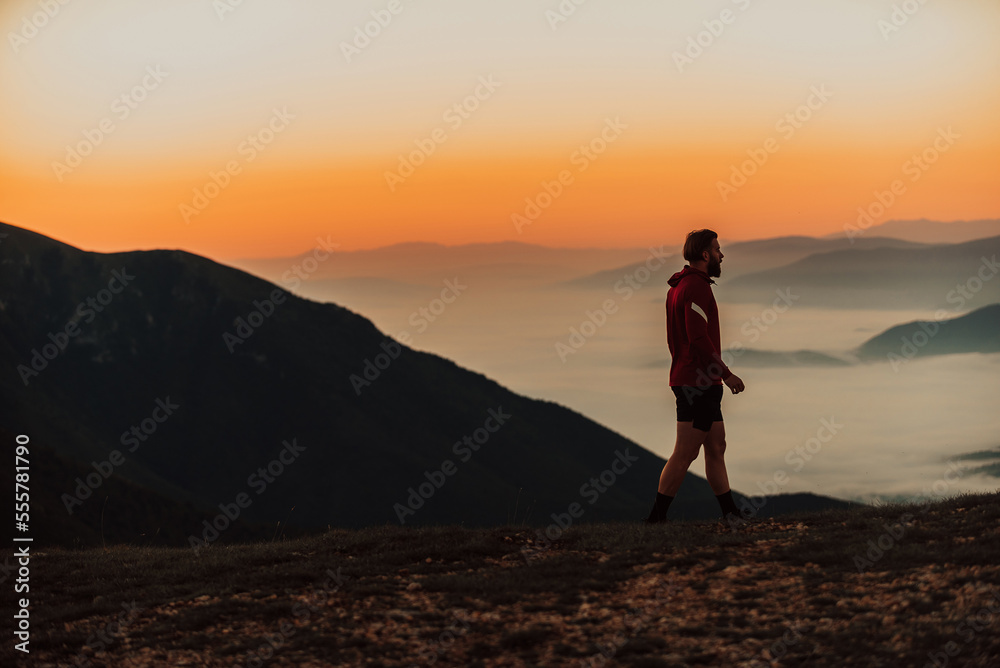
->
[4, 492, 999, 667]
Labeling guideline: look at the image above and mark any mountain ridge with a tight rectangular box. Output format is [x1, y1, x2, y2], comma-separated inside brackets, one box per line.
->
[718, 235, 1000, 309]
[0, 221, 853, 537]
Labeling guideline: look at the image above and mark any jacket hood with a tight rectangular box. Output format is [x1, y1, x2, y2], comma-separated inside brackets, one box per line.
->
[667, 264, 715, 287]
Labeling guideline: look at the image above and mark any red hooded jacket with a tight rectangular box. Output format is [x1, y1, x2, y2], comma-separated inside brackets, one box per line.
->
[665, 265, 732, 387]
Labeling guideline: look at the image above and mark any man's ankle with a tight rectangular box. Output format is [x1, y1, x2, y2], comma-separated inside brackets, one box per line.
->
[715, 490, 740, 517]
[645, 492, 674, 523]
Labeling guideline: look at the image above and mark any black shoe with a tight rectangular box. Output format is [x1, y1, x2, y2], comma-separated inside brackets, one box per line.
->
[721, 511, 750, 532]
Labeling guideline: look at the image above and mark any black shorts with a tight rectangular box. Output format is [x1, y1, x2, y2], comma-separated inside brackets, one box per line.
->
[672, 385, 723, 432]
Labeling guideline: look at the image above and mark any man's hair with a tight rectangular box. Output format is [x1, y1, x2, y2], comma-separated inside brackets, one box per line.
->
[682, 229, 718, 263]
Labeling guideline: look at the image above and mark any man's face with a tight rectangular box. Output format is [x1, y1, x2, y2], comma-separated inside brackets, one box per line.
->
[704, 239, 723, 277]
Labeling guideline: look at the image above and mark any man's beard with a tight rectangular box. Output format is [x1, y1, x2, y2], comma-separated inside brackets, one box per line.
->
[707, 257, 722, 277]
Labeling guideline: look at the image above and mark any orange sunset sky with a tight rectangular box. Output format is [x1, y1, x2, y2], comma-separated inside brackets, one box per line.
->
[1, 0, 998, 260]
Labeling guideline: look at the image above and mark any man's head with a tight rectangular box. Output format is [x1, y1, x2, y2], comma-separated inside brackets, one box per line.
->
[682, 229, 723, 277]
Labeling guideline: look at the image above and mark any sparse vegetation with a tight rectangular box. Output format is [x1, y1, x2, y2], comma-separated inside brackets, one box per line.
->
[4, 492, 998, 666]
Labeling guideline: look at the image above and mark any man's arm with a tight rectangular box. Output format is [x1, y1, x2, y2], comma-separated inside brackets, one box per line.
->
[683, 293, 733, 382]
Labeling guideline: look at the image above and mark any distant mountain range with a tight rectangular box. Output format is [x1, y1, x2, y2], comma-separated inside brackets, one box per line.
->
[718, 235, 1000, 310]
[771, 304, 996, 368]
[639, 303, 1000, 370]
[953, 446, 1000, 479]
[0, 222, 852, 546]
[821, 218, 1000, 244]
[855, 303, 1000, 361]
[231, 219, 1000, 289]
[231, 241, 673, 318]
[565, 235, 928, 291]
[232, 240, 659, 287]
[228, 222, 1000, 316]
[716, 349, 854, 368]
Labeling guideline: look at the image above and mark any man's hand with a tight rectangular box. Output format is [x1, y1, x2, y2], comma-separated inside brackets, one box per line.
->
[724, 373, 745, 395]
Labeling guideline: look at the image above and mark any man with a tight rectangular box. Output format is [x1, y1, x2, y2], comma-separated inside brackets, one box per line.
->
[645, 229, 745, 524]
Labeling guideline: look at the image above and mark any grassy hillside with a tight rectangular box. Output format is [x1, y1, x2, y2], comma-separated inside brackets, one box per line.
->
[3, 492, 997, 667]
[0, 221, 681, 530]
[0, 429, 279, 549]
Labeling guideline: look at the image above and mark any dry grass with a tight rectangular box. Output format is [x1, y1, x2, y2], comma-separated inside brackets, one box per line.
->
[4, 492, 999, 667]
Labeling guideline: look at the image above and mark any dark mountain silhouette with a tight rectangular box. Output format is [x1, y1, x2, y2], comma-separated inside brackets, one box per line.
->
[0, 428, 272, 548]
[0, 222, 853, 544]
[718, 235, 1000, 309]
[855, 303, 1000, 361]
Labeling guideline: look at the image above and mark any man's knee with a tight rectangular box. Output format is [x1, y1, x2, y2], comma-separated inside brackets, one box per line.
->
[704, 438, 726, 458]
[669, 445, 700, 466]
[669, 455, 698, 471]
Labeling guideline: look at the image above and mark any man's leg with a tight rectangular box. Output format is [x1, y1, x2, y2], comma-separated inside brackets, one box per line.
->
[704, 420, 741, 519]
[658, 421, 707, 495]
[702, 420, 729, 494]
[645, 421, 705, 523]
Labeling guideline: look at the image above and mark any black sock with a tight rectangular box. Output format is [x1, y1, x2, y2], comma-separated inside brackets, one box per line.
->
[716, 490, 740, 517]
[645, 492, 673, 523]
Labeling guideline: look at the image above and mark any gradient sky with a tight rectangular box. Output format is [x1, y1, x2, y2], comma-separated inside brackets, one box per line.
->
[1, 0, 998, 259]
